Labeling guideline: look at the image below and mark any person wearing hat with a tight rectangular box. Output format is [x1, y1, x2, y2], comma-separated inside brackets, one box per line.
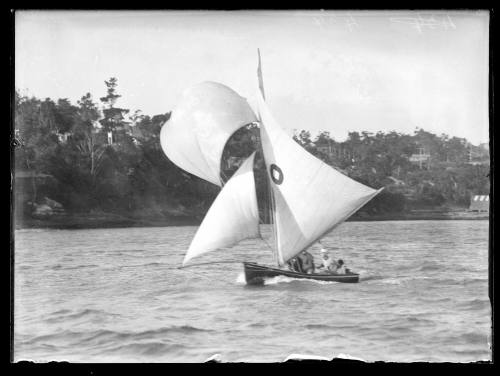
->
[317, 246, 338, 272]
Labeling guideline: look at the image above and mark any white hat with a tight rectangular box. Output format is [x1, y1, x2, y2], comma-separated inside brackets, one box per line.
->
[320, 248, 328, 254]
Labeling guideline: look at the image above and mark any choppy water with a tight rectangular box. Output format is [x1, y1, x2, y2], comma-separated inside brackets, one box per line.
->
[14, 220, 491, 362]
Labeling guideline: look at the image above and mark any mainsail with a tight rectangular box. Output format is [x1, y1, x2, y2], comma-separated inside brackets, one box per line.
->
[182, 152, 260, 266]
[257, 92, 383, 266]
[160, 81, 257, 186]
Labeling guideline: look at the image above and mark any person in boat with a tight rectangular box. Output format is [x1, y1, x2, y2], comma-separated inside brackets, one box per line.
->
[333, 259, 346, 274]
[287, 257, 300, 272]
[296, 250, 315, 274]
[316, 248, 338, 273]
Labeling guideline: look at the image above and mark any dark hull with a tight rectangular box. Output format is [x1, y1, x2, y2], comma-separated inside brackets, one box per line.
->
[243, 262, 359, 285]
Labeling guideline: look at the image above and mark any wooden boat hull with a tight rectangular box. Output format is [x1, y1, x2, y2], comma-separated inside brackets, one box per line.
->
[243, 262, 359, 285]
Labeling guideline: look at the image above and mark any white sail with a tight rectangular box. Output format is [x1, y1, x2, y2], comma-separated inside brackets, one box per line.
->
[257, 92, 383, 266]
[160, 81, 257, 186]
[182, 152, 260, 266]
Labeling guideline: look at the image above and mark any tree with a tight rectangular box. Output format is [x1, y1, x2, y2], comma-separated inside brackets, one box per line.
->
[99, 77, 121, 109]
[73, 93, 106, 183]
[136, 112, 171, 141]
[54, 98, 78, 134]
[293, 129, 313, 148]
[99, 77, 129, 132]
[14, 93, 61, 206]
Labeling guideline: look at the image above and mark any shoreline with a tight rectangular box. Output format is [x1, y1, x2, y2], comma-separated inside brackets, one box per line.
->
[13, 211, 489, 230]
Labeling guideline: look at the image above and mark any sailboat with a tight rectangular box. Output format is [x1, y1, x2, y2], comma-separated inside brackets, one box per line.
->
[160, 50, 383, 285]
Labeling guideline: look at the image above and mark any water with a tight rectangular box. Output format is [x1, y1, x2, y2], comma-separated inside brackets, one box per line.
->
[13, 220, 491, 363]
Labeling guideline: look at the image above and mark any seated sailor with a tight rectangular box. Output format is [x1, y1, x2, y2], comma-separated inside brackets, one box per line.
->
[287, 257, 300, 272]
[296, 250, 315, 274]
[316, 248, 338, 272]
[333, 259, 346, 274]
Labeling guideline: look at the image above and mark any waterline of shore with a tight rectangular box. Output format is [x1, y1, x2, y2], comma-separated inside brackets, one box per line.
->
[13, 210, 489, 230]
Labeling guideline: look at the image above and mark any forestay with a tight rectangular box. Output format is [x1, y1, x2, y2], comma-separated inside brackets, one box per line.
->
[160, 82, 257, 186]
[182, 152, 261, 266]
[257, 92, 383, 266]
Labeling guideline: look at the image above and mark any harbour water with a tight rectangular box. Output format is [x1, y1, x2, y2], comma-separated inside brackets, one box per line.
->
[13, 220, 491, 362]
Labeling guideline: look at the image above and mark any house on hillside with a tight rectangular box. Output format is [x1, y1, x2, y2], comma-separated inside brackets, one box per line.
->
[467, 143, 490, 166]
[409, 147, 431, 169]
[316, 141, 334, 156]
[468, 195, 489, 212]
[315, 140, 355, 162]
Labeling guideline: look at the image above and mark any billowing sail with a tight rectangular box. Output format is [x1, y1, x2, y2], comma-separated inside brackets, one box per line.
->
[160, 81, 258, 186]
[182, 152, 260, 266]
[257, 92, 383, 266]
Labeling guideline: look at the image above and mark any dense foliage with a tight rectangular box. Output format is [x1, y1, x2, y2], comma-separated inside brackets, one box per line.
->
[13, 78, 490, 223]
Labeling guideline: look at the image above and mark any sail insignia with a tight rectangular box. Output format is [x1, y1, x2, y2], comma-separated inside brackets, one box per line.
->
[269, 164, 284, 185]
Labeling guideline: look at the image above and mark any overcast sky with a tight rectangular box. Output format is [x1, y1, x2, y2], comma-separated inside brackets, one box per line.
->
[15, 10, 490, 145]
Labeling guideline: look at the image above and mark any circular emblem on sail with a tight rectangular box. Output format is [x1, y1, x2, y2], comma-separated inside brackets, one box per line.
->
[269, 164, 284, 185]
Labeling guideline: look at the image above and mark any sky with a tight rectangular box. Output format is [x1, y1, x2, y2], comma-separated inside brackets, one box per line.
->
[15, 10, 490, 145]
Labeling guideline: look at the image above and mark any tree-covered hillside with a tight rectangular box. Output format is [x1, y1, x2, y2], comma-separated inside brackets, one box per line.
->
[13, 78, 490, 227]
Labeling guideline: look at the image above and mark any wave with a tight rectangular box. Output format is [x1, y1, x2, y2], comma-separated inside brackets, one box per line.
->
[405, 316, 438, 325]
[359, 275, 386, 282]
[43, 308, 119, 324]
[458, 332, 490, 345]
[368, 274, 486, 287]
[50, 309, 72, 316]
[64, 264, 99, 270]
[105, 250, 148, 258]
[304, 324, 335, 330]
[417, 261, 442, 272]
[84, 326, 212, 343]
[379, 277, 402, 285]
[24, 325, 214, 347]
[50, 308, 111, 317]
[263, 275, 343, 286]
[121, 262, 164, 269]
[49, 264, 99, 271]
[100, 341, 183, 356]
[304, 323, 357, 331]
[456, 298, 491, 311]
